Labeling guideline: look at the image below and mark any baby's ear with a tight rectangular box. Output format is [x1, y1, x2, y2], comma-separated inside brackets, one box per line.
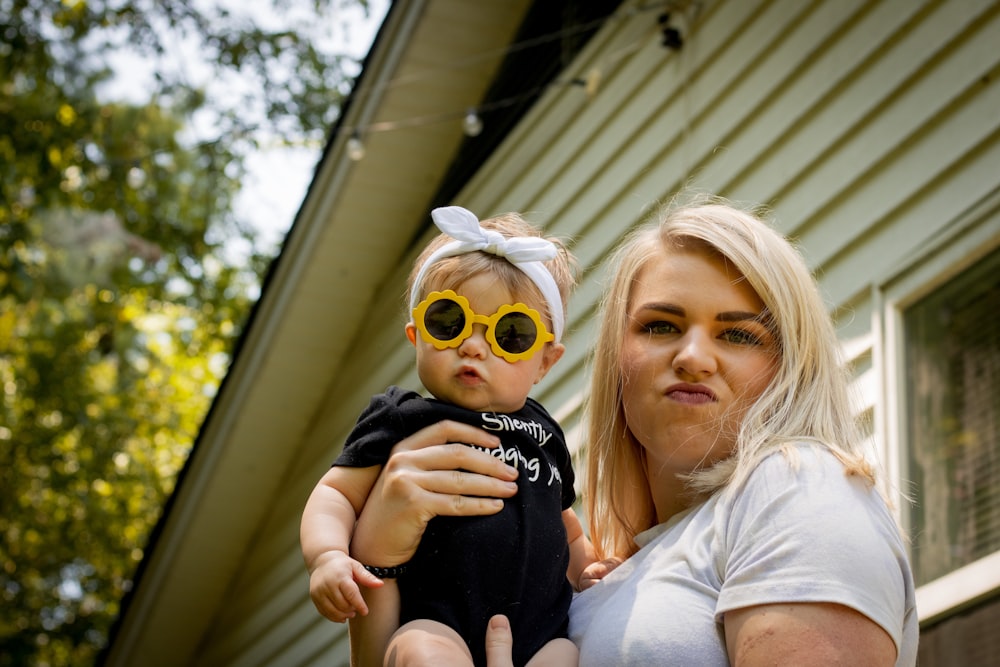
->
[404, 322, 417, 346]
[535, 342, 565, 383]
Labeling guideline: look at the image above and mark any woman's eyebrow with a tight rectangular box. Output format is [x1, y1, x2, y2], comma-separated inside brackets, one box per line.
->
[718, 310, 776, 333]
[716, 310, 763, 322]
[635, 304, 773, 327]
[636, 302, 685, 317]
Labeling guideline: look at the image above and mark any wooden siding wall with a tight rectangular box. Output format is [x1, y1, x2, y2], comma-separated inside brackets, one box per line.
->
[194, 0, 1000, 664]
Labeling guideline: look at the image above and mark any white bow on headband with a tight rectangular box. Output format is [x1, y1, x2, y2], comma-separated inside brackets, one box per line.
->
[408, 206, 565, 342]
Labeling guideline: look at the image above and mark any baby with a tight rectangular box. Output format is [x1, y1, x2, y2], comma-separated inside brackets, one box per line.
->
[301, 206, 600, 666]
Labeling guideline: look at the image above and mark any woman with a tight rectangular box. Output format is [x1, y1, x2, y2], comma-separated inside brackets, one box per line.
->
[345, 196, 918, 666]
[567, 197, 918, 665]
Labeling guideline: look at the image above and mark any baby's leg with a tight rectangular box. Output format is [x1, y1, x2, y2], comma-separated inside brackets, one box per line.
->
[384, 619, 473, 667]
[525, 637, 578, 667]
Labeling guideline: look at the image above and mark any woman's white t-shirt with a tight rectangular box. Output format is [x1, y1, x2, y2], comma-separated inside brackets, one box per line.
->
[569, 444, 918, 666]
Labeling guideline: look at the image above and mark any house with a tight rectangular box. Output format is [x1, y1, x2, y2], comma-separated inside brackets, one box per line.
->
[102, 0, 1000, 665]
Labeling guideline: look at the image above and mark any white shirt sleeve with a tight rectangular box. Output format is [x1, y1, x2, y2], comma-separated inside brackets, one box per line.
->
[715, 445, 916, 660]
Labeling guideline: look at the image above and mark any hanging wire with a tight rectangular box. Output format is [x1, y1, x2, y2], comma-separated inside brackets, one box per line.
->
[338, 0, 684, 148]
[89, 1, 686, 168]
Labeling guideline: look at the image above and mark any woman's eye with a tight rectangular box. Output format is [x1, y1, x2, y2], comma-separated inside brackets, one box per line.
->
[642, 320, 678, 335]
[721, 328, 764, 346]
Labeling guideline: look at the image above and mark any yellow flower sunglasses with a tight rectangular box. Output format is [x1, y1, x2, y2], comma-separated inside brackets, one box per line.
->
[411, 289, 554, 363]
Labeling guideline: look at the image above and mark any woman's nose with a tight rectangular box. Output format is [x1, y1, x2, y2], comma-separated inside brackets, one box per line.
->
[671, 329, 717, 379]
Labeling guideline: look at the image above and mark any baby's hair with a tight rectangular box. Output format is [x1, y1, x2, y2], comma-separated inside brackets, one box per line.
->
[406, 212, 577, 328]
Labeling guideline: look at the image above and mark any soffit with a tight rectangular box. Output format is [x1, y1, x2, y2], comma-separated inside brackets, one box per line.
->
[102, 2, 534, 664]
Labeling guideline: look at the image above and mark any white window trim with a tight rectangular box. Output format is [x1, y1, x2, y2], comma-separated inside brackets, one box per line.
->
[877, 192, 1000, 624]
[915, 552, 1000, 625]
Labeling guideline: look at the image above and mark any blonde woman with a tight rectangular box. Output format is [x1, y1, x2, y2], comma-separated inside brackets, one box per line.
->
[567, 196, 917, 665]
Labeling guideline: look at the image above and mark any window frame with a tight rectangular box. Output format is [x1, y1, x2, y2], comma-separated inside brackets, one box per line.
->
[877, 200, 1000, 625]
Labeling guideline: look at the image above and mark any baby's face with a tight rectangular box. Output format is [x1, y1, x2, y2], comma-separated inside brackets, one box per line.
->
[406, 273, 564, 413]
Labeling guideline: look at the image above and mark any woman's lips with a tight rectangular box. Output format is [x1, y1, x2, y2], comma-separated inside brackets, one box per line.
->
[665, 383, 716, 404]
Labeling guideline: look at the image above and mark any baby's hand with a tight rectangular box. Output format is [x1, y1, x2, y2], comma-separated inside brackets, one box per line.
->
[577, 557, 624, 591]
[308, 551, 384, 623]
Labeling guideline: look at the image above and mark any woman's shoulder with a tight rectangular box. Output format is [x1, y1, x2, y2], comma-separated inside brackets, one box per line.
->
[727, 442, 892, 524]
[726, 442, 906, 552]
[719, 444, 917, 663]
[747, 442, 867, 484]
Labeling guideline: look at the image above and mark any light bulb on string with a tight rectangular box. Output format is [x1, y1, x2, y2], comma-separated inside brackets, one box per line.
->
[346, 132, 366, 161]
[462, 108, 483, 137]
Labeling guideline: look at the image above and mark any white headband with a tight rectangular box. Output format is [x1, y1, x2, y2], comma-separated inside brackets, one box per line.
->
[408, 206, 565, 342]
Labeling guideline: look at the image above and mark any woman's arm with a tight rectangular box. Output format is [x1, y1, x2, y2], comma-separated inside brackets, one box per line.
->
[349, 420, 519, 566]
[348, 579, 402, 667]
[724, 602, 897, 666]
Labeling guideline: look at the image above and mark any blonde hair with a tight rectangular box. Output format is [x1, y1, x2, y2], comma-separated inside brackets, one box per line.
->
[584, 194, 872, 559]
[406, 212, 577, 329]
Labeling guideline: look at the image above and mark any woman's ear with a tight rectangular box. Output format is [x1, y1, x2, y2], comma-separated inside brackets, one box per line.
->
[404, 322, 417, 346]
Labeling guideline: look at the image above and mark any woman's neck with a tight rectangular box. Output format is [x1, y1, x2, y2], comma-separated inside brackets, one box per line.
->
[644, 460, 697, 524]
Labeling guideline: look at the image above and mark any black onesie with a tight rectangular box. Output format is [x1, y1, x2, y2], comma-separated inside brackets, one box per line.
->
[334, 385, 575, 667]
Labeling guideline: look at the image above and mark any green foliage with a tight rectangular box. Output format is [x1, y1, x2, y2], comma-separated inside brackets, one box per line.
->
[0, 0, 367, 663]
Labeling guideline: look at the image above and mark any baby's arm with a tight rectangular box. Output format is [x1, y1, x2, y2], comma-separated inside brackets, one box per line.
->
[300, 465, 384, 622]
[562, 508, 623, 592]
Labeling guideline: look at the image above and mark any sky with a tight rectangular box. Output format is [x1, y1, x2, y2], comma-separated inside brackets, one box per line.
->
[230, 0, 390, 254]
[102, 0, 390, 256]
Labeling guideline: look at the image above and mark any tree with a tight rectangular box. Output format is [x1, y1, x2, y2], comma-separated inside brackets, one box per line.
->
[0, 1, 370, 664]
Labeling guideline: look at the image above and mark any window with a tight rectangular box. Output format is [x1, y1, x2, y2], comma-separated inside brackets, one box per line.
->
[904, 247, 1000, 586]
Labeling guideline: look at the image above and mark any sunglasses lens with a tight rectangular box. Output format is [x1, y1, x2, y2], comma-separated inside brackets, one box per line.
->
[423, 298, 466, 341]
[493, 312, 538, 354]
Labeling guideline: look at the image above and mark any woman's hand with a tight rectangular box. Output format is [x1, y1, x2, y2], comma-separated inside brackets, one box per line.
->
[350, 420, 520, 567]
[484, 615, 515, 667]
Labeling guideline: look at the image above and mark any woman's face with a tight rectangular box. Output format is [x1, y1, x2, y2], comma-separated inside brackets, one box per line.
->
[620, 244, 779, 479]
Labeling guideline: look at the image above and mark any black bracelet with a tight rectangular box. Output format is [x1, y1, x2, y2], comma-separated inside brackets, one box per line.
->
[362, 562, 409, 578]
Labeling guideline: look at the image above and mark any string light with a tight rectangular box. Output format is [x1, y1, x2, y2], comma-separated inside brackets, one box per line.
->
[571, 68, 603, 99]
[346, 131, 366, 161]
[337, 1, 687, 161]
[462, 108, 484, 137]
[54, 3, 686, 170]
